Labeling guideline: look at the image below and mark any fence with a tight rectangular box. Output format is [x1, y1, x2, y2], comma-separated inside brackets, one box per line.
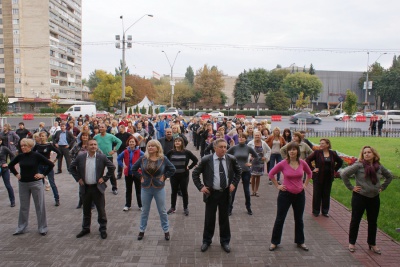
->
[289, 128, 400, 138]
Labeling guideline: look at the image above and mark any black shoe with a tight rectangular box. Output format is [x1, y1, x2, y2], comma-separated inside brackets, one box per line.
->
[10, 202, 15, 207]
[100, 231, 107, 239]
[76, 204, 82, 209]
[247, 208, 253, 215]
[112, 190, 118, 195]
[40, 232, 47, 236]
[201, 243, 209, 252]
[221, 243, 231, 253]
[76, 230, 90, 238]
[164, 232, 170, 241]
[117, 176, 122, 180]
[55, 200, 60, 206]
[13, 231, 23, 236]
[322, 213, 330, 217]
[312, 213, 319, 217]
[137, 232, 144, 240]
[55, 171, 62, 174]
[269, 244, 277, 251]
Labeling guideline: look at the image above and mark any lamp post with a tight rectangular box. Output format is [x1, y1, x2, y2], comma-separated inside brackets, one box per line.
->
[364, 52, 387, 114]
[162, 51, 181, 108]
[116, 14, 153, 116]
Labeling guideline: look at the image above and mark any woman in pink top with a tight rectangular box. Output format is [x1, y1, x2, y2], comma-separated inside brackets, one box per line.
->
[268, 142, 312, 252]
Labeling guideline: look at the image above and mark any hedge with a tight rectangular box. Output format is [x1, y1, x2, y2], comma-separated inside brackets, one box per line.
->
[40, 108, 68, 113]
[182, 110, 296, 116]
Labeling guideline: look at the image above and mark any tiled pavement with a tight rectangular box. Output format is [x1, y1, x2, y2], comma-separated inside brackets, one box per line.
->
[0, 143, 399, 266]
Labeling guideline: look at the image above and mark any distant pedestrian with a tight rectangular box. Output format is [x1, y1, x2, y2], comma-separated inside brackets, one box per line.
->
[377, 116, 385, 137]
[369, 117, 377, 136]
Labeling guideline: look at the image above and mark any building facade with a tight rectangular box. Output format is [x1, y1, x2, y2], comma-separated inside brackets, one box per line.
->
[0, 0, 83, 112]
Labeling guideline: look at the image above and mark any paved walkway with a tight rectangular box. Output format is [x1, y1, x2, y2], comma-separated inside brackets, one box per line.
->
[0, 143, 399, 266]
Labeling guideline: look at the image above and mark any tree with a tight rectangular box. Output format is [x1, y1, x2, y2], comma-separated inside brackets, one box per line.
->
[343, 89, 358, 115]
[233, 70, 252, 109]
[220, 91, 228, 105]
[308, 64, 315, 75]
[358, 62, 385, 108]
[295, 92, 311, 110]
[140, 106, 146, 114]
[303, 65, 306, 73]
[115, 60, 130, 76]
[265, 88, 290, 111]
[267, 69, 290, 91]
[86, 70, 102, 91]
[0, 93, 8, 118]
[173, 80, 194, 108]
[91, 70, 133, 110]
[128, 107, 132, 115]
[374, 67, 400, 109]
[282, 72, 323, 104]
[194, 64, 225, 104]
[134, 105, 139, 114]
[247, 68, 269, 103]
[125, 74, 157, 105]
[276, 64, 282, 69]
[48, 95, 61, 116]
[148, 106, 153, 115]
[184, 66, 195, 86]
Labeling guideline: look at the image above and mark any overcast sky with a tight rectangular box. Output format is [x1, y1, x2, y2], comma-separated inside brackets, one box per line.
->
[81, 0, 400, 79]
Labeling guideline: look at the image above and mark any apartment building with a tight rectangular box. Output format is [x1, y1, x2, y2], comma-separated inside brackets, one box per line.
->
[0, 0, 83, 112]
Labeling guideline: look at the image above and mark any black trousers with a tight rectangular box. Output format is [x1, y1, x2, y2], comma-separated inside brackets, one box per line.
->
[312, 176, 333, 215]
[349, 192, 380, 246]
[170, 172, 189, 209]
[193, 132, 198, 147]
[82, 185, 107, 232]
[271, 190, 305, 245]
[203, 189, 231, 245]
[58, 146, 71, 172]
[106, 157, 117, 191]
[125, 174, 142, 208]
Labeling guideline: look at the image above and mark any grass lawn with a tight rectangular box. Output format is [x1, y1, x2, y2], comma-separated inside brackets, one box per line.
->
[309, 137, 400, 242]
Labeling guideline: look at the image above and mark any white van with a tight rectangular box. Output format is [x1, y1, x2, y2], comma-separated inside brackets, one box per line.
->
[374, 110, 400, 123]
[64, 104, 96, 117]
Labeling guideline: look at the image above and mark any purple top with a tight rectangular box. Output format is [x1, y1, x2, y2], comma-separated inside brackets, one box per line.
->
[268, 159, 312, 194]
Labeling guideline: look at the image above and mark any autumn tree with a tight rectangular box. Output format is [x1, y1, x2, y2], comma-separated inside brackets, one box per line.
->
[343, 89, 358, 115]
[265, 88, 290, 111]
[86, 70, 102, 91]
[295, 92, 311, 110]
[282, 72, 323, 104]
[125, 74, 157, 105]
[194, 64, 224, 104]
[0, 93, 8, 118]
[247, 68, 269, 103]
[91, 70, 133, 110]
[233, 70, 252, 109]
[48, 95, 61, 116]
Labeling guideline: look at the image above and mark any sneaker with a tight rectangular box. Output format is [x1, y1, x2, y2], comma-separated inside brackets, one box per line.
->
[139, 207, 143, 211]
[55, 200, 60, 206]
[184, 208, 189, 216]
[123, 206, 130, 211]
[112, 190, 118, 195]
[268, 181, 273, 185]
[45, 185, 50, 191]
[167, 208, 176, 215]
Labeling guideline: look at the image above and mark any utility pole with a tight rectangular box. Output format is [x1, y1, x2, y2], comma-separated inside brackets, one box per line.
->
[162, 51, 181, 107]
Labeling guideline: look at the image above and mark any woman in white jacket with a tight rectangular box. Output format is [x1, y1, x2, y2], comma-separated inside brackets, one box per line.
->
[248, 131, 271, 196]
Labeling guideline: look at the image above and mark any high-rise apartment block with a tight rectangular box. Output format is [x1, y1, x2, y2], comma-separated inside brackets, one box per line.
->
[0, 0, 83, 112]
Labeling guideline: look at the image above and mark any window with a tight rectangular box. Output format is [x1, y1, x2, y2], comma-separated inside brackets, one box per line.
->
[13, 30, 19, 35]
[14, 88, 21, 94]
[0, 78, 5, 83]
[14, 58, 20, 64]
[14, 48, 20, 54]
[13, 19, 19, 25]
[0, 88, 5, 94]
[14, 78, 21, 83]
[0, 48, 3, 54]
[0, 58, 4, 64]
[51, 79, 59, 84]
[74, 107, 81, 112]
[0, 29, 3, 34]
[0, 68, 4, 73]
[12, 0, 19, 4]
[14, 67, 20, 73]
[0, 39, 3, 44]
[12, 9, 19, 15]
[13, 38, 19, 45]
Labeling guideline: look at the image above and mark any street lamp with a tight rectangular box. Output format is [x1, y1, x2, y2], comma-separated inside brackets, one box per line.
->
[364, 52, 387, 114]
[116, 14, 153, 116]
[162, 50, 181, 107]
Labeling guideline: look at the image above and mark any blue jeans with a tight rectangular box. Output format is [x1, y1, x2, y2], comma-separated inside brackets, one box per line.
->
[38, 165, 59, 201]
[140, 186, 169, 233]
[269, 153, 283, 181]
[229, 171, 251, 212]
[1, 168, 15, 203]
[271, 190, 305, 245]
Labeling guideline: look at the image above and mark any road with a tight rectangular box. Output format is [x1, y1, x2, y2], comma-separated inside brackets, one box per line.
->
[4, 116, 372, 132]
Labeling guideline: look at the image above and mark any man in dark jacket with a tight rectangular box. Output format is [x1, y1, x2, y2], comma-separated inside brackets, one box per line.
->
[53, 122, 75, 174]
[115, 125, 132, 179]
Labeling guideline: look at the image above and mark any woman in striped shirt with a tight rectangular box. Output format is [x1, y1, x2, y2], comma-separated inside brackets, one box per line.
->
[166, 137, 198, 216]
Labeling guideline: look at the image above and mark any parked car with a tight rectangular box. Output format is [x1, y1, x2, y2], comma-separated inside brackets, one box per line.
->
[208, 111, 224, 117]
[193, 112, 207, 118]
[351, 112, 364, 120]
[333, 112, 347, 121]
[115, 109, 122, 115]
[365, 112, 373, 118]
[159, 108, 180, 118]
[289, 112, 322, 124]
[315, 109, 331, 117]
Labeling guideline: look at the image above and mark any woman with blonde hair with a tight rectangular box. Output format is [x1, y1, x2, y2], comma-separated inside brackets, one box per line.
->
[341, 146, 393, 254]
[8, 138, 54, 236]
[266, 127, 286, 185]
[132, 140, 176, 241]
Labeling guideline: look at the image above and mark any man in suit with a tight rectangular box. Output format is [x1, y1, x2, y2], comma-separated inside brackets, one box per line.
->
[69, 139, 116, 239]
[53, 122, 75, 174]
[192, 138, 242, 253]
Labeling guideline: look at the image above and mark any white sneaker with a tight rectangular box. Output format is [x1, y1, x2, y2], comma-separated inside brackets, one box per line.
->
[123, 206, 130, 211]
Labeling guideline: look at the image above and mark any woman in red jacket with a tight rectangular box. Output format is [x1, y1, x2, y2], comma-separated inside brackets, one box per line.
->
[117, 136, 144, 212]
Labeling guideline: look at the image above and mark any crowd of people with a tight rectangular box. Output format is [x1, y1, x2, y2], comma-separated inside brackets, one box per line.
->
[0, 113, 393, 255]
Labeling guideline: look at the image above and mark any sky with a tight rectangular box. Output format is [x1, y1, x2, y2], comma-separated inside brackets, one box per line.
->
[81, 0, 400, 79]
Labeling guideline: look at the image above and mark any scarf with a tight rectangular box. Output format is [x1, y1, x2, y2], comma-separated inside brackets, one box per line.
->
[362, 160, 380, 185]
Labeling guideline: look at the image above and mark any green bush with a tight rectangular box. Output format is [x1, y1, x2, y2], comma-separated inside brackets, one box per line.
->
[40, 107, 68, 114]
[182, 110, 295, 116]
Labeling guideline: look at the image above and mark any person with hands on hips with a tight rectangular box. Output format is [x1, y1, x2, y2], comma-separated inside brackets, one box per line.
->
[131, 140, 176, 241]
[340, 145, 393, 254]
[192, 138, 242, 254]
[8, 138, 55, 236]
[0, 136, 16, 207]
[268, 142, 312, 252]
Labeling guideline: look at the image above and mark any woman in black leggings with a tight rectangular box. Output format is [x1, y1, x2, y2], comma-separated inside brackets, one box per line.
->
[166, 137, 198, 216]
